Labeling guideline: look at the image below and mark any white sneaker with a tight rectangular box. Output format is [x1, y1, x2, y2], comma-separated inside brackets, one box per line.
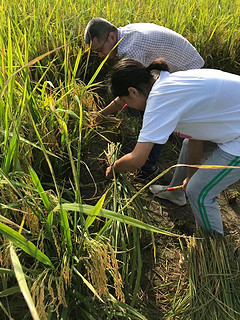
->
[149, 185, 187, 206]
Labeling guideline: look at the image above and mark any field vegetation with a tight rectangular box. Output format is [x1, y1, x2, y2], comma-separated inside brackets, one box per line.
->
[1, 0, 240, 319]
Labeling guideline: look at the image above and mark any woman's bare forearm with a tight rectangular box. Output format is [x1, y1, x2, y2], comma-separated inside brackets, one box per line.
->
[100, 97, 124, 116]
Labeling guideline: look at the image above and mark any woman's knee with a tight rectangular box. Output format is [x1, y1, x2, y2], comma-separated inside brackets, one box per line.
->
[186, 178, 218, 208]
[185, 179, 201, 203]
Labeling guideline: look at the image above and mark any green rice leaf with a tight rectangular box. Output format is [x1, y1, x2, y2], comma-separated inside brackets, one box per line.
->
[59, 208, 72, 253]
[0, 286, 20, 297]
[73, 266, 104, 303]
[71, 47, 82, 83]
[0, 214, 30, 233]
[2, 132, 18, 174]
[28, 165, 52, 212]
[56, 108, 80, 119]
[0, 129, 59, 158]
[0, 222, 53, 267]
[54, 203, 178, 237]
[86, 39, 123, 88]
[0, 44, 67, 100]
[85, 191, 107, 231]
[0, 300, 12, 319]
[109, 294, 148, 320]
[47, 211, 54, 227]
[10, 244, 40, 320]
[0, 268, 15, 275]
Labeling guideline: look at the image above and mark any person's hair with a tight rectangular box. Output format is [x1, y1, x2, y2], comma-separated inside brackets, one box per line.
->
[84, 18, 117, 44]
[110, 58, 169, 97]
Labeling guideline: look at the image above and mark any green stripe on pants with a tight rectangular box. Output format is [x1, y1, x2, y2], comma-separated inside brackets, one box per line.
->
[197, 156, 240, 232]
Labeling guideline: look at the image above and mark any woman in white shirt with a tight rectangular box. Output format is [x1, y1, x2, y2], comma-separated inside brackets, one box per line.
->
[106, 58, 240, 234]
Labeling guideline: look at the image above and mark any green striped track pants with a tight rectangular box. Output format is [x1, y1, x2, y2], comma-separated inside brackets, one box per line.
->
[186, 146, 240, 234]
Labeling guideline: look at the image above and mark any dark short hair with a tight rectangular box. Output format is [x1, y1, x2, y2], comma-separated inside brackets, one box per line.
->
[84, 18, 117, 44]
[110, 58, 169, 97]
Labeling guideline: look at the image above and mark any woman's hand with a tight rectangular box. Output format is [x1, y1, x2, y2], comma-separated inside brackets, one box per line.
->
[105, 142, 154, 179]
[105, 166, 113, 179]
[90, 111, 103, 124]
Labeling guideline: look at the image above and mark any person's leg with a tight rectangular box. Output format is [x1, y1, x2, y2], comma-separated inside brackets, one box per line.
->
[141, 143, 163, 172]
[139, 109, 163, 176]
[168, 139, 216, 186]
[168, 138, 189, 187]
[149, 140, 217, 205]
[149, 139, 189, 204]
[186, 147, 240, 234]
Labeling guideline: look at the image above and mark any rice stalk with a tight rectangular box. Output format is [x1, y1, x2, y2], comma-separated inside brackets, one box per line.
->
[167, 231, 240, 319]
[10, 243, 40, 320]
[0, 222, 53, 267]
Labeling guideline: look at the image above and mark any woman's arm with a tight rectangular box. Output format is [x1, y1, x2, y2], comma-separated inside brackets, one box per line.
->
[100, 97, 124, 116]
[92, 97, 125, 123]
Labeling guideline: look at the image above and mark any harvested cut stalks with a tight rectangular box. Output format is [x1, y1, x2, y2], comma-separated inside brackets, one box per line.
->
[167, 231, 240, 320]
[188, 232, 240, 320]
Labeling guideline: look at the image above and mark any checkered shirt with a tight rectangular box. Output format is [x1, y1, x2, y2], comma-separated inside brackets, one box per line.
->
[117, 23, 204, 73]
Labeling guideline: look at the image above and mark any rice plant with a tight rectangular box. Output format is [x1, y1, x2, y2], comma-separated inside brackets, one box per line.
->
[1, 0, 240, 319]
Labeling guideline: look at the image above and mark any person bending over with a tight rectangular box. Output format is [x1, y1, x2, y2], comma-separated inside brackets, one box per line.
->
[105, 58, 240, 235]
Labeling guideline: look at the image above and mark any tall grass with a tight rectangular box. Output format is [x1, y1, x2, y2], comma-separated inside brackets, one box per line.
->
[2, 0, 240, 70]
[1, 0, 240, 319]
